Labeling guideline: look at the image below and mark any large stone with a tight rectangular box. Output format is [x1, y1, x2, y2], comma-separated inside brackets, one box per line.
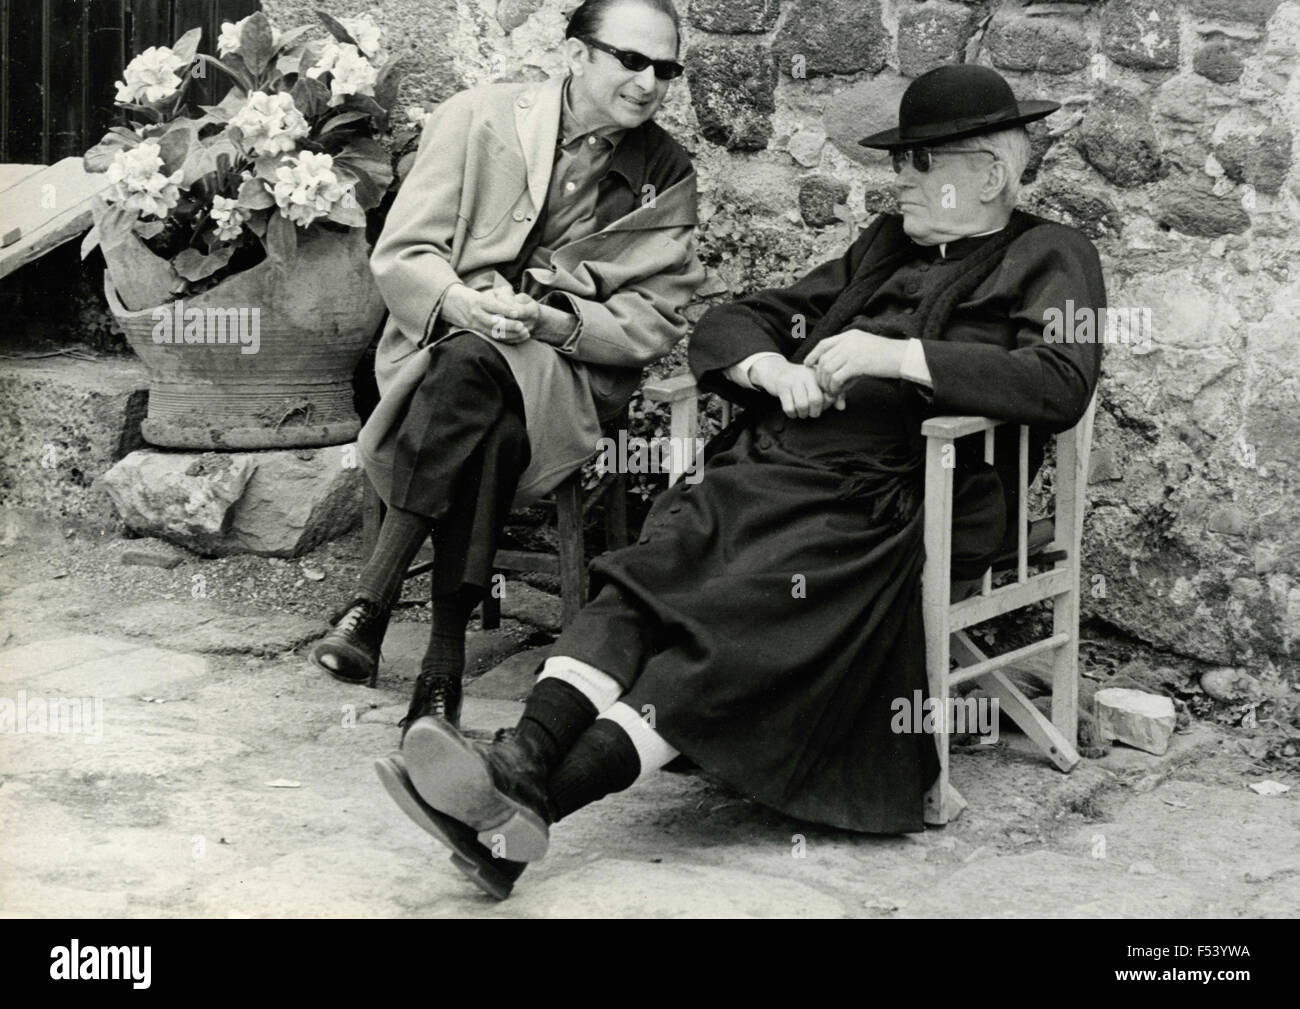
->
[1194, 39, 1245, 82]
[496, 0, 544, 34]
[1027, 181, 1123, 240]
[787, 127, 827, 167]
[1094, 688, 1177, 755]
[1076, 86, 1163, 187]
[773, 0, 888, 78]
[797, 175, 850, 227]
[0, 356, 149, 527]
[987, 13, 1091, 75]
[824, 71, 912, 167]
[1186, 0, 1281, 27]
[686, 41, 778, 151]
[1157, 183, 1252, 237]
[1102, 0, 1180, 71]
[897, 2, 979, 77]
[1226, 126, 1294, 194]
[688, 0, 780, 34]
[101, 445, 361, 557]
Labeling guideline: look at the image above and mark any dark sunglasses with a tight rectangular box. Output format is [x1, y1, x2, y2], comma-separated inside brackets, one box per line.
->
[582, 37, 684, 81]
[891, 146, 997, 174]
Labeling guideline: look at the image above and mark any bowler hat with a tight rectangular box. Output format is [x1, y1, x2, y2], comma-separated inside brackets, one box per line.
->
[858, 64, 1059, 150]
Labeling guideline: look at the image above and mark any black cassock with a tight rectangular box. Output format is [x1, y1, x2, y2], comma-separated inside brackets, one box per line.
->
[556, 210, 1106, 833]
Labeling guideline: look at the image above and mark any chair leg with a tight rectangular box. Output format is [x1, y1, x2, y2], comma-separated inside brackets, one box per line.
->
[604, 472, 629, 551]
[481, 581, 502, 630]
[555, 475, 586, 626]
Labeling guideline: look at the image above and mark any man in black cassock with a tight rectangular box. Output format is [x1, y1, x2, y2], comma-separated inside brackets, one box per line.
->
[376, 63, 1107, 900]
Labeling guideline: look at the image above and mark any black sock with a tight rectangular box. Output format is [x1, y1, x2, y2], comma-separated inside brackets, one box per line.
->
[356, 506, 431, 611]
[549, 719, 641, 821]
[421, 586, 479, 682]
[514, 678, 598, 774]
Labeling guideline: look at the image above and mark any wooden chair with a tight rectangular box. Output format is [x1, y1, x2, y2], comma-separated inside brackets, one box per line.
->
[643, 374, 1098, 826]
[360, 409, 630, 630]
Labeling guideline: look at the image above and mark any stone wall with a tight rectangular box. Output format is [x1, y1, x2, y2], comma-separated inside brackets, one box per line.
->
[260, 0, 1300, 673]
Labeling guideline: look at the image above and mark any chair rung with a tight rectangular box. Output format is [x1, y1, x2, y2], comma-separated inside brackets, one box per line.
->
[948, 632, 1071, 687]
[491, 549, 561, 575]
[949, 567, 1073, 631]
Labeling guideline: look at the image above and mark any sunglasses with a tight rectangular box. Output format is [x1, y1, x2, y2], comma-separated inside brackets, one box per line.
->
[891, 146, 997, 174]
[582, 37, 684, 81]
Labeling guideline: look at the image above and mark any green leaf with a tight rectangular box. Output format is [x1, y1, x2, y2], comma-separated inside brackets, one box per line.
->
[291, 76, 332, 119]
[316, 10, 359, 47]
[239, 12, 277, 76]
[84, 128, 140, 173]
[133, 219, 166, 239]
[319, 110, 370, 135]
[253, 154, 287, 181]
[326, 196, 366, 228]
[276, 51, 303, 78]
[172, 27, 202, 65]
[96, 203, 138, 249]
[173, 245, 235, 282]
[196, 53, 253, 93]
[246, 213, 268, 237]
[196, 87, 248, 125]
[156, 121, 198, 175]
[265, 210, 298, 266]
[80, 222, 102, 260]
[373, 56, 405, 111]
[396, 150, 417, 183]
[237, 177, 275, 210]
[276, 25, 315, 53]
[333, 137, 393, 189]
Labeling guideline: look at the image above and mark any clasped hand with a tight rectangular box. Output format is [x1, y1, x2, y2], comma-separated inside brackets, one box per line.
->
[442, 284, 540, 344]
[753, 329, 907, 419]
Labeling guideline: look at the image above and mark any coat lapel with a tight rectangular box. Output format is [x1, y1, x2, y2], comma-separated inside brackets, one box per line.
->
[514, 75, 564, 216]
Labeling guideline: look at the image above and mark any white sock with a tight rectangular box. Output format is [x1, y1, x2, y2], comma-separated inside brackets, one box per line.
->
[537, 655, 623, 714]
[599, 701, 680, 782]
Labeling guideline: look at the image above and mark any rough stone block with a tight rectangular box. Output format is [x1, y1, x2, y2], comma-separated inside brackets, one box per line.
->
[1027, 181, 1123, 239]
[1102, 0, 1180, 70]
[798, 175, 849, 227]
[1077, 86, 1163, 187]
[1094, 687, 1177, 755]
[1194, 39, 1245, 82]
[987, 13, 1091, 75]
[686, 40, 778, 151]
[496, 0, 544, 33]
[689, 0, 780, 34]
[1157, 183, 1252, 237]
[101, 445, 361, 557]
[824, 71, 912, 167]
[897, 1, 979, 77]
[1186, 0, 1281, 27]
[0, 356, 149, 528]
[787, 127, 827, 167]
[773, 0, 888, 78]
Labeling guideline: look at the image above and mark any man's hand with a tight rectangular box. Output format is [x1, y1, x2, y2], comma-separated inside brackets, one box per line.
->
[749, 357, 843, 419]
[441, 285, 537, 343]
[805, 329, 907, 397]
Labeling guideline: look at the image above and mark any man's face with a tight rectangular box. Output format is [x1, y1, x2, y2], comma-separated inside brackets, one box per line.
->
[893, 144, 1002, 245]
[565, 2, 679, 131]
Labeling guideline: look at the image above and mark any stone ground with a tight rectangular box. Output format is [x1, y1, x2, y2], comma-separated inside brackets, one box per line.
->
[1, 510, 1297, 919]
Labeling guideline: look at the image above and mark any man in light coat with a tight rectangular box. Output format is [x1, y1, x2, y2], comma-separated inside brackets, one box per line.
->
[309, 0, 704, 735]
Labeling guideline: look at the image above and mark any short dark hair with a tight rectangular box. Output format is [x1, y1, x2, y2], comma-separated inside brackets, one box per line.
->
[565, 0, 682, 50]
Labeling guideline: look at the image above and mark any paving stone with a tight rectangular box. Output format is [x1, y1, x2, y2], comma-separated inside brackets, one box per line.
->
[104, 601, 326, 655]
[467, 644, 552, 701]
[497, 580, 562, 632]
[0, 641, 207, 698]
[1095, 687, 1177, 755]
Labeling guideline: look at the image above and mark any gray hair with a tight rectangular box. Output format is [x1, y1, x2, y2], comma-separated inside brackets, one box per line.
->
[974, 126, 1032, 203]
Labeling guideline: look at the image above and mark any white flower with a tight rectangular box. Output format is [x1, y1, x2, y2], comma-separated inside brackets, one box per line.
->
[306, 41, 378, 107]
[217, 16, 284, 58]
[104, 142, 183, 219]
[405, 105, 430, 128]
[337, 12, 385, 61]
[114, 46, 189, 104]
[228, 91, 310, 157]
[272, 151, 350, 227]
[211, 194, 250, 242]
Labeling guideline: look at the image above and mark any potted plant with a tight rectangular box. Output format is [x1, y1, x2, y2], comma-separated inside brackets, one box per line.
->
[82, 9, 402, 449]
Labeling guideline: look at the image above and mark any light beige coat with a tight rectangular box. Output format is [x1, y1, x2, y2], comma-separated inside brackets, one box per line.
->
[358, 74, 704, 505]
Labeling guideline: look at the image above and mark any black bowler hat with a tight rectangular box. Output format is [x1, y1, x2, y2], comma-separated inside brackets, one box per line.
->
[858, 64, 1059, 150]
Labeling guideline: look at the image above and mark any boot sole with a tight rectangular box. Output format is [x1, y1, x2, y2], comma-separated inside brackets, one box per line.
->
[374, 755, 521, 901]
[402, 716, 550, 863]
[308, 638, 376, 685]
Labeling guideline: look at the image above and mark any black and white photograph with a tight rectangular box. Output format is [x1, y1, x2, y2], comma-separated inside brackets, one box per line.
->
[0, 0, 1296, 945]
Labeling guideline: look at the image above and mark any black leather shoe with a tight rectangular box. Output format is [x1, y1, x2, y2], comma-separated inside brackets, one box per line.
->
[374, 754, 526, 901]
[309, 598, 390, 685]
[399, 671, 463, 739]
[402, 716, 553, 863]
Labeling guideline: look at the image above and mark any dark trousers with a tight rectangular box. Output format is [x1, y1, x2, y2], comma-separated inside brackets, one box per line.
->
[550, 584, 657, 692]
[386, 333, 531, 595]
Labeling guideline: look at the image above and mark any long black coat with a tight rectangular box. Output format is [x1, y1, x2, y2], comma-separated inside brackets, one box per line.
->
[592, 212, 1106, 833]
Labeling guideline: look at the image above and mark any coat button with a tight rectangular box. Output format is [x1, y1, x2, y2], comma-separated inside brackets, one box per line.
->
[512, 210, 527, 222]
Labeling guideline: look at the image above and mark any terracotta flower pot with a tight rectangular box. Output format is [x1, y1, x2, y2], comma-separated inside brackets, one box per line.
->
[105, 227, 385, 450]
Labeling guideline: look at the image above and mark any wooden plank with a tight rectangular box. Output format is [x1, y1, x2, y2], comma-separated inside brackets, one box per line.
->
[0, 164, 47, 192]
[0, 156, 111, 279]
[948, 566, 1073, 631]
[947, 632, 1071, 687]
[87, 0, 128, 146]
[921, 433, 955, 825]
[554, 475, 586, 625]
[130, 0, 172, 50]
[492, 550, 560, 576]
[921, 414, 1000, 439]
[643, 371, 698, 403]
[1, 1, 10, 162]
[5, 0, 46, 163]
